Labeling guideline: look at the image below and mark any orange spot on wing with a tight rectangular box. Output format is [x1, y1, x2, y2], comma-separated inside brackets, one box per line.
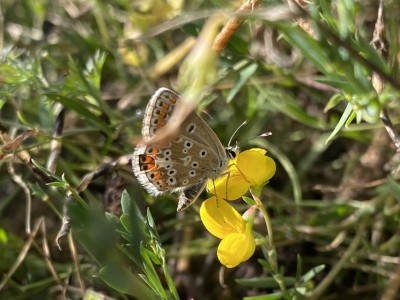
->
[150, 147, 158, 155]
[153, 172, 162, 180]
[143, 156, 153, 163]
[147, 163, 156, 169]
[157, 119, 166, 127]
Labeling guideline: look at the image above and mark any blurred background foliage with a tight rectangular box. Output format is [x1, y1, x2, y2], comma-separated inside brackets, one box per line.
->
[1, 0, 400, 299]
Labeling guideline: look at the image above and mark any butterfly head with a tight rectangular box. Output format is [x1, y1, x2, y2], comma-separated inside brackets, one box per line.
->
[225, 145, 239, 159]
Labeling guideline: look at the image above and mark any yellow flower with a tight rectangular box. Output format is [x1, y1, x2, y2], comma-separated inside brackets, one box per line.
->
[200, 198, 256, 268]
[208, 148, 276, 200]
[200, 148, 275, 267]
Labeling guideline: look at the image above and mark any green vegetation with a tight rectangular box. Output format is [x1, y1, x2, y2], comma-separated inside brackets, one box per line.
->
[1, 0, 400, 299]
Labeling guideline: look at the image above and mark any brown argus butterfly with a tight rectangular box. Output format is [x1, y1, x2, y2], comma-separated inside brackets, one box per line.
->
[132, 88, 237, 211]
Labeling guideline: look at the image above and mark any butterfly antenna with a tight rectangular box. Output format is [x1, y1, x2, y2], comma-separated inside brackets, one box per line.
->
[228, 120, 248, 147]
[238, 131, 272, 145]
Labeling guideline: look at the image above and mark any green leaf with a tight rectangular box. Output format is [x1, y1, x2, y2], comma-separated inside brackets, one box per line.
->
[99, 266, 157, 299]
[325, 102, 353, 144]
[301, 265, 326, 282]
[227, 62, 258, 103]
[144, 247, 161, 265]
[243, 291, 285, 300]
[227, 34, 249, 54]
[140, 244, 167, 298]
[44, 93, 112, 135]
[355, 32, 392, 75]
[337, 0, 356, 39]
[119, 214, 130, 232]
[120, 191, 148, 263]
[47, 182, 67, 188]
[324, 93, 344, 112]
[29, 183, 47, 198]
[346, 110, 357, 126]
[0, 228, 8, 243]
[0, 98, 6, 109]
[242, 196, 256, 206]
[257, 259, 273, 273]
[31, 159, 63, 181]
[147, 209, 162, 244]
[253, 83, 323, 130]
[278, 24, 332, 74]
[236, 277, 296, 288]
[105, 212, 120, 227]
[387, 176, 400, 204]
[121, 191, 132, 215]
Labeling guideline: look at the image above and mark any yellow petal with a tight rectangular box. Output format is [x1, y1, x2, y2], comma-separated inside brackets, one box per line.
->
[200, 197, 245, 239]
[237, 148, 276, 186]
[207, 148, 276, 200]
[207, 159, 250, 200]
[217, 227, 256, 268]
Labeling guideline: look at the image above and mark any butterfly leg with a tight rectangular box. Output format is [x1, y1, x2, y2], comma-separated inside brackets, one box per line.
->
[212, 162, 251, 202]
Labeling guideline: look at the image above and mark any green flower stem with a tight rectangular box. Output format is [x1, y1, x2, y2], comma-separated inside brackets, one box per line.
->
[161, 255, 179, 300]
[252, 191, 286, 291]
[252, 192, 274, 249]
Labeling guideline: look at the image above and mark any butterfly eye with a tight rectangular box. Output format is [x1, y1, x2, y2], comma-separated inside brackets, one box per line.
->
[191, 161, 199, 168]
[226, 147, 237, 159]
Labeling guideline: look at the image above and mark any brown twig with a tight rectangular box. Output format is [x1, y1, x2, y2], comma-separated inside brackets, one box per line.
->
[287, 0, 316, 38]
[0, 218, 42, 291]
[289, 1, 400, 91]
[1, 129, 36, 234]
[380, 107, 400, 152]
[369, 3, 400, 299]
[0, 218, 67, 295]
[381, 262, 400, 300]
[213, 0, 261, 52]
[370, 0, 400, 153]
[8, 158, 32, 234]
[69, 231, 86, 295]
[47, 104, 65, 173]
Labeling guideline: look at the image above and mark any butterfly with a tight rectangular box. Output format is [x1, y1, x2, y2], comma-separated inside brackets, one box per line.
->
[132, 88, 237, 211]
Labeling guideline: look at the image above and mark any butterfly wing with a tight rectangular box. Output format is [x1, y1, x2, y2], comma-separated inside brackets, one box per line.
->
[177, 181, 207, 211]
[132, 88, 228, 210]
